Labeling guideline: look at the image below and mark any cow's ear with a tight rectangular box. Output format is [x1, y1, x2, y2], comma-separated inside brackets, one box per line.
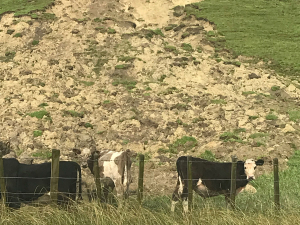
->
[72, 148, 81, 155]
[255, 159, 264, 166]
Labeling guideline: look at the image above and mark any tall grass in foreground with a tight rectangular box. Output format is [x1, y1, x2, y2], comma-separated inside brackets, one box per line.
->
[0, 202, 300, 225]
[1, 151, 300, 225]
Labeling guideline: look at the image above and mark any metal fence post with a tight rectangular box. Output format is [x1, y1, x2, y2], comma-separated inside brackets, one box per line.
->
[92, 152, 102, 203]
[50, 149, 60, 204]
[137, 154, 144, 205]
[273, 158, 280, 210]
[230, 156, 237, 210]
[0, 152, 6, 206]
[187, 156, 193, 212]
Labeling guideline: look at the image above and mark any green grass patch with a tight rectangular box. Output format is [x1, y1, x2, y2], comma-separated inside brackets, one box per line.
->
[27, 110, 50, 120]
[242, 91, 256, 96]
[200, 150, 216, 161]
[266, 114, 278, 120]
[118, 55, 135, 62]
[249, 132, 268, 139]
[249, 115, 259, 120]
[80, 81, 95, 86]
[211, 99, 227, 104]
[158, 74, 167, 82]
[181, 43, 193, 52]
[219, 132, 244, 143]
[271, 85, 280, 91]
[38, 103, 48, 107]
[31, 149, 52, 160]
[13, 33, 22, 38]
[288, 110, 300, 122]
[63, 110, 84, 118]
[32, 40, 39, 45]
[115, 64, 131, 69]
[84, 123, 93, 129]
[112, 79, 137, 91]
[0, 0, 55, 17]
[158, 136, 197, 154]
[196, 0, 300, 77]
[33, 130, 43, 137]
[107, 28, 116, 34]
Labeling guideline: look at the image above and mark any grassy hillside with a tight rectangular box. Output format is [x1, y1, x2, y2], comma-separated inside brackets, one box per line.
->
[0, 0, 54, 16]
[194, 0, 300, 77]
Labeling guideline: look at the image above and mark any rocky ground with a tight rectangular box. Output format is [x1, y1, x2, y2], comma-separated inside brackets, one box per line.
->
[1, 0, 300, 197]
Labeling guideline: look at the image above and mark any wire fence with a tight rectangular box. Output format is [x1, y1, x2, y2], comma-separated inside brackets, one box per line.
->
[0, 149, 280, 211]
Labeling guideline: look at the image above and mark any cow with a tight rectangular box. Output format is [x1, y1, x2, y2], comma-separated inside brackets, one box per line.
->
[0, 160, 82, 208]
[87, 150, 133, 202]
[1, 158, 21, 209]
[171, 156, 264, 212]
[74, 148, 134, 203]
[17, 161, 82, 205]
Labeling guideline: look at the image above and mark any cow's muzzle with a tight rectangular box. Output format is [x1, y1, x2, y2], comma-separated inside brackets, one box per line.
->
[247, 176, 255, 181]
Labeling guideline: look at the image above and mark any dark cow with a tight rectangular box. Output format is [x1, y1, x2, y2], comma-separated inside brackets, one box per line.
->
[171, 156, 264, 212]
[1, 160, 82, 208]
[1, 158, 21, 209]
[17, 161, 82, 204]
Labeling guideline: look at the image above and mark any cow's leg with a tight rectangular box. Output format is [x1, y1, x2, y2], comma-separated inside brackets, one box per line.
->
[171, 176, 188, 213]
[224, 194, 231, 209]
[171, 177, 181, 212]
[112, 178, 125, 208]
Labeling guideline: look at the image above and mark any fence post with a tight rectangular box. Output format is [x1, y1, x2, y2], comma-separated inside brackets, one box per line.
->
[50, 149, 60, 204]
[230, 156, 237, 210]
[0, 152, 6, 206]
[137, 154, 144, 205]
[93, 152, 102, 203]
[273, 158, 280, 210]
[187, 156, 193, 212]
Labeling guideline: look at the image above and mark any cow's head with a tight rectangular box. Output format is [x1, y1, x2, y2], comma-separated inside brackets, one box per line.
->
[243, 159, 264, 181]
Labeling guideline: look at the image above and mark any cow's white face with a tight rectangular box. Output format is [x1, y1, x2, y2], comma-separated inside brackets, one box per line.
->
[244, 159, 264, 180]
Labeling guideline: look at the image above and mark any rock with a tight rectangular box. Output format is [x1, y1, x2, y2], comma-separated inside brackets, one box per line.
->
[20, 70, 32, 75]
[286, 84, 296, 92]
[282, 124, 295, 133]
[173, 6, 185, 17]
[71, 29, 80, 34]
[248, 73, 261, 79]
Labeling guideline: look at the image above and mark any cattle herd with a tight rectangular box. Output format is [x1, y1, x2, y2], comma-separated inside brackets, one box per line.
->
[0, 142, 265, 211]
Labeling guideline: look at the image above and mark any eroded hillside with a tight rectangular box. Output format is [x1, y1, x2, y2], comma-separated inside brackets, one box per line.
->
[1, 0, 300, 194]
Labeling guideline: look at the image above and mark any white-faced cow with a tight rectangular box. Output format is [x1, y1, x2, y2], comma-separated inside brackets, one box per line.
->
[75, 148, 133, 203]
[171, 156, 264, 212]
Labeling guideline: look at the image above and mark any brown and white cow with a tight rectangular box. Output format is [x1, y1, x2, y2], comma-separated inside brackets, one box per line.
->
[171, 156, 264, 212]
[75, 148, 134, 203]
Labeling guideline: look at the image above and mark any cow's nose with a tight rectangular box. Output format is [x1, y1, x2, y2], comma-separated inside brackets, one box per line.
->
[248, 176, 255, 181]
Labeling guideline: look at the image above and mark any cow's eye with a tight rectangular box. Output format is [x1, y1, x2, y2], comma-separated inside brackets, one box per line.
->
[254, 166, 257, 169]
[244, 167, 246, 169]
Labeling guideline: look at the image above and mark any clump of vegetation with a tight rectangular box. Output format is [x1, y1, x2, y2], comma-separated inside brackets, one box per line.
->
[107, 28, 116, 34]
[164, 45, 178, 54]
[249, 115, 259, 120]
[27, 110, 51, 121]
[93, 18, 102, 22]
[13, 33, 22, 38]
[38, 103, 48, 107]
[200, 150, 216, 161]
[211, 99, 227, 104]
[242, 91, 256, 96]
[271, 85, 280, 91]
[160, 87, 179, 95]
[158, 74, 167, 82]
[219, 131, 244, 143]
[103, 100, 111, 104]
[181, 43, 193, 52]
[84, 123, 93, 129]
[118, 55, 135, 62]
[32, 40, 39, 45]
[192, 117, 205, 123]
[159, 136, 197, 154]
[6, 29, 15, 35]
[32, 150, 52, 160]
[81, 81, 95, 86]
[112, 79, 137, 91]
[265, 114, 278, 120]
[223, 61, 241, 67]
[181, 32, 190, 39]
[115, 64, 131, 69]
[288, 110, 300, 122]
[164, 24, 177, 31]
[33, 130, 43, 137]
[171, 103, 188, 110]
[233, 128, 246, 134]
[63, 110, 84, 118]
[249, 132, 268, 139]
[0, 51, 16, 62]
